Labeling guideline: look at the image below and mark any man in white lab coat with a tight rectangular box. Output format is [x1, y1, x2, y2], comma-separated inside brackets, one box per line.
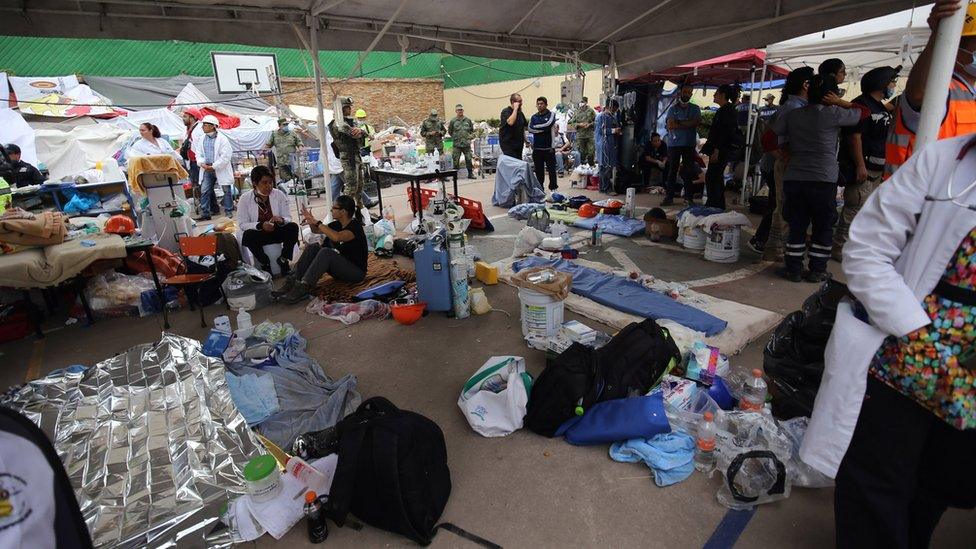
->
[191, 115, 235, 220]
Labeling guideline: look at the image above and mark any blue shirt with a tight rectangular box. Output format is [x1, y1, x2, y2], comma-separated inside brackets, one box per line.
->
[665, 102, 701, 148]
[528, 110, 556, 150]
[203, 133, 216, 165]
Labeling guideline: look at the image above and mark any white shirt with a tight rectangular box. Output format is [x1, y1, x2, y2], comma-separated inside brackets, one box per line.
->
[324, 130, 342, 174]
[128, 137, 181, 162]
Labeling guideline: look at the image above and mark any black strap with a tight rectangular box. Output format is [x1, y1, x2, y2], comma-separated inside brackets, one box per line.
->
[934, 280, 976, 307]
[323, 418, 368, 525]
[434, 522, 504, 549]
[725, 450, 787, 503]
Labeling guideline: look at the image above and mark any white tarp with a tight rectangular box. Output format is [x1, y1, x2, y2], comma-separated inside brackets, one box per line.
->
[766, 6, 930, 74]
[9, 75, 117, 117]
[288, 104, 334, 124]
[0, 73, 9, 108]
[0, 109, 39, 166]
[102, 108, 187, 139]
[34, 125, 130, 180]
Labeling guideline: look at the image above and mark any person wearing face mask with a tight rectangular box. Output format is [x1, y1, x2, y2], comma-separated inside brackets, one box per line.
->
[237, 165, 297, 275]
[885, 0, 976, 180]
[266, 117, 303, 182]
[569, 96, 596, 165]
[190, 115, 235, 220]
[832, 66, 900, 260]
[662, 83, 701, 206]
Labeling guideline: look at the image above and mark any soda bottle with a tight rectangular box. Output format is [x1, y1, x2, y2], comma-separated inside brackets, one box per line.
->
[304, 491, 329, 543]
[694, 411, 717, 474]
[737, 368, 767, 412]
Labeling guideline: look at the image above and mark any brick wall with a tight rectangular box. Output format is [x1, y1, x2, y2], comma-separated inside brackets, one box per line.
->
[280, 78, 444, 128]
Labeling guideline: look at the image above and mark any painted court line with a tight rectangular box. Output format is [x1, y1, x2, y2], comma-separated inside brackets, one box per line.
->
[703, 508, 757, 549]
[607, 246, 641, 273]
[681, 261, 772, 288]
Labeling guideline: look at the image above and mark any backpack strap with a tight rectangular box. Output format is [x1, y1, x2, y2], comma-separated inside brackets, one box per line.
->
[323, 415, 369, 525]
[434, 522, 503, 549]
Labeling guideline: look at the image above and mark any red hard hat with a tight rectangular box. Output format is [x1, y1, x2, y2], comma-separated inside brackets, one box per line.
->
[578, 203, 599, 218]
[104, 214, 136, 235]
[607, 199, 624, 209]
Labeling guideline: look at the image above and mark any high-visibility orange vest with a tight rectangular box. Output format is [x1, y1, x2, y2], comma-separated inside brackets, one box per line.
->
[884, 74, 976, 180]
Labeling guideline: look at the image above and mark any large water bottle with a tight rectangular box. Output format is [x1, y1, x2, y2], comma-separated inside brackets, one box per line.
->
[694, 411, 717, 474]
[737, 368, 767, 412]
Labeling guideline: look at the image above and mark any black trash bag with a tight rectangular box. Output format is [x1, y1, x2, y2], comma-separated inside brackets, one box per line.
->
[796, 279, 849, 342]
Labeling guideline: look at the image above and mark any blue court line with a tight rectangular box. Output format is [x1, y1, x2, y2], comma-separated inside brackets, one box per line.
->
[702, 508, 757, 549]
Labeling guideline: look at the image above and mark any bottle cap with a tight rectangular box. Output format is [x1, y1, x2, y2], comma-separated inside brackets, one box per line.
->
[305, 491, 318, 503]
[703, 411, 713, 421]
[752, 368, 762, 377]
[574, 405, 584, 416]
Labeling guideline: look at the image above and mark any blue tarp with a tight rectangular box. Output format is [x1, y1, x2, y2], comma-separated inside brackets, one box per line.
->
[573, 213, 645, 236]
[513, 256, 728, 336]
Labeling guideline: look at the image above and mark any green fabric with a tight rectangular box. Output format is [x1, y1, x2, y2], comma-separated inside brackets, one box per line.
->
[420, 116, 446, 152]
[0, 36, 598, 88]
[546, 208, 580, 224]
[570, 106, 596, 139]
[447, 116, 475, 148]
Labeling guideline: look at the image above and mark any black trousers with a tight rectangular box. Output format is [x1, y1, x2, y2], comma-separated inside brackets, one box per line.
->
[664, 146, 698, 199]
[500, 143, 522, 159]
[533, 149, 558, 190]
[704, 150, 729, 210]
[835, 376, 976, 549]
[782, 180, 836, 274]
[753, 168, 775, 244]
[241, 222, 299, 267]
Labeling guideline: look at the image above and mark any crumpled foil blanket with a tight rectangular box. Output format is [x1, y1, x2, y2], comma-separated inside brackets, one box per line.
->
[1, 333, 262, 548]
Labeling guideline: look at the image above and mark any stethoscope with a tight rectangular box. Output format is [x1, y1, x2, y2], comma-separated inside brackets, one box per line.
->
[923, 134, 976, 211]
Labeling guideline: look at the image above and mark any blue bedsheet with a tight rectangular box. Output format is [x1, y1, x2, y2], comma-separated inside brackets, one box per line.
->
[513, 257, 728, 336]
[573, 213, 645, 236]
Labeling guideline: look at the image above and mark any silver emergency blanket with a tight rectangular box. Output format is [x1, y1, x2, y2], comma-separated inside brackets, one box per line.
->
[0, 333, 262, 548]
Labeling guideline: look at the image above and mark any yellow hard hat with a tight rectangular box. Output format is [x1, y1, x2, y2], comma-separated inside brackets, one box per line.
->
[964, 1, 976, 37]
[355, 109, 367, 118]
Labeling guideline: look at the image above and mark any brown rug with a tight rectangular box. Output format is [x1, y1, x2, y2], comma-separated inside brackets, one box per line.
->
[312, 254, 416, 303]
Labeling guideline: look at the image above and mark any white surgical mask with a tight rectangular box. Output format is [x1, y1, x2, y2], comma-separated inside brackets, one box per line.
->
[206, 131, 217, 137]
[960, 47, 976, 77]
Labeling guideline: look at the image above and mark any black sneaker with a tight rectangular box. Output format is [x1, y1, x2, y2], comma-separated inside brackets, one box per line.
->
[747, 239, 765, 254]
[276, 256, 292, 276]
[283, 281, 312, 304]
[776, 267, 803, 282]
[803, 270, 833, 283]
[272, 276, 298, 298]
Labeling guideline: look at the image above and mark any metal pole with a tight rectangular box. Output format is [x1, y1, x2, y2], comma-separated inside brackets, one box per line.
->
[309, 14, 334, 210]
[740, 65, 757, 204]
[915, 7, 967, 149]
[748, 62, 769, 200]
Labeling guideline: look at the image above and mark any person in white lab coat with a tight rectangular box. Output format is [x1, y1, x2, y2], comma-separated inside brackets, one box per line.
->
[190, 114, 235, 220]
[237, 165, 297, 275]
[799, 133, 976, 547]
[127, 123, 181, 162]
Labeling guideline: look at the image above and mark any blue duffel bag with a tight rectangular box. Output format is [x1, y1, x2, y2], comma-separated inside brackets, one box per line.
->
[554, 392, 671, 445]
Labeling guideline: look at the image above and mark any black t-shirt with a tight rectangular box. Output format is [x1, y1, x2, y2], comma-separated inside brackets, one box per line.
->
[327, 220, 368, 272]
[647, 142, 668, 162]
[499, 106, 527, 152]
[841, 94, 891, 170]
[9, 160, 45, 187]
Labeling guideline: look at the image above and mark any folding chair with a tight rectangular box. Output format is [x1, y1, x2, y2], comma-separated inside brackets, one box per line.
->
[164, 235, 219, 328]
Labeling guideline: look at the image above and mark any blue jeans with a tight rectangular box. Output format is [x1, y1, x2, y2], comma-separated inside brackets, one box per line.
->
[200, 169, 219, 216]
[556, 151, 580, 173]
[329, 173, 372, 205]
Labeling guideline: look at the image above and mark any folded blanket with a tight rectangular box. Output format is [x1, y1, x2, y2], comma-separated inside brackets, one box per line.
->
[312, 254, 416, 303]
[127, 155, 189, 194]
[0, 210, 68, 246]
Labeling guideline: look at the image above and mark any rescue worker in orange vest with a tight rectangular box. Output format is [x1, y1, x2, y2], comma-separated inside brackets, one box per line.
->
[884, 0, 976, 180]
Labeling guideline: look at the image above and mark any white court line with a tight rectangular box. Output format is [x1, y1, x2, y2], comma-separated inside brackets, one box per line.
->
[607, 247, 641, 273]
[682, 261, 773, 288]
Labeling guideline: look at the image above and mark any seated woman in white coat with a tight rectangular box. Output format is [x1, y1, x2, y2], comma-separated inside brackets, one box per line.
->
[799, 133, 976, 547]
[237, 165, 298, 275]
[127, 123, 181, 162]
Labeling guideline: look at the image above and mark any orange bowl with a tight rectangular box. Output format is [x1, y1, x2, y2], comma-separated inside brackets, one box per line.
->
[391, 301, 426, 325]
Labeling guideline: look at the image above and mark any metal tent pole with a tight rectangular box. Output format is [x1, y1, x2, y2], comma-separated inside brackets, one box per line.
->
[915, 7, 967, 149]
[740, 64, 758, 204]
[309, 14, 334, 210]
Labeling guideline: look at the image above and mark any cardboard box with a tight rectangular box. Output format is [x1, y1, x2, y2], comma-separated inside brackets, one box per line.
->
[644, 212, 678, 240]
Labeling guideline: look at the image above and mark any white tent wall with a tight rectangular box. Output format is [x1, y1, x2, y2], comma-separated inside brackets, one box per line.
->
[0, 0, 916, 76]
[34, 125, 131, 180]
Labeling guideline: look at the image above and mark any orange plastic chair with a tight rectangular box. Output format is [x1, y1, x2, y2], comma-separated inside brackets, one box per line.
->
[163, 235, 220, 328]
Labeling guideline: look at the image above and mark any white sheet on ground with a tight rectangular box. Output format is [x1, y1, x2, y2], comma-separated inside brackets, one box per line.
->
[496, 256, 782, 356]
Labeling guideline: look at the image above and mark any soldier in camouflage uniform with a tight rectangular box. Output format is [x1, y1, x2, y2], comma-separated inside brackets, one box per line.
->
[447, 104, 476, 179]
[328, 97, 368, 207]
[570, 96, 596, 165]
[267, 117, 303, 181]
[420, 109, 446, 154]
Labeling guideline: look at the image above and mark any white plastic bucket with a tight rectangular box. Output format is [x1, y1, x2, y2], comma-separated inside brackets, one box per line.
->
[704, 226, 741, 263]
[682, 226, 707, 250]
[518, 288, 564, 338]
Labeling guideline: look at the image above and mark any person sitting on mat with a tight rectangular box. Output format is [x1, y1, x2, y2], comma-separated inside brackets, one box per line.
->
[238, 165, 299, 275]
[275, 194, 368, 304]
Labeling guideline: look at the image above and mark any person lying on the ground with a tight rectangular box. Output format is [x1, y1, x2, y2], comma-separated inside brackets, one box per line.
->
[238, 165, 298, 275]
[274, 194, 368, 304]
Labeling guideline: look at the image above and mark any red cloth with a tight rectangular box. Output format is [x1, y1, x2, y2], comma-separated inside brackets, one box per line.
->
[124, 246, 185, 279]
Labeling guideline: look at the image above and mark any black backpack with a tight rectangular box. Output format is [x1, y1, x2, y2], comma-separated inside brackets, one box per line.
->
[325, 397, 451, 546]
[525, 319, 681, 437]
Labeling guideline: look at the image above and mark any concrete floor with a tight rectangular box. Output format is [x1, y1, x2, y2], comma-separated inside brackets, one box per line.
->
[2, 174, 973, 548]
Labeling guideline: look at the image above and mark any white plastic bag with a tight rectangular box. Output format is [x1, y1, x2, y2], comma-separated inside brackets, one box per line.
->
[458, 356, 532, 437]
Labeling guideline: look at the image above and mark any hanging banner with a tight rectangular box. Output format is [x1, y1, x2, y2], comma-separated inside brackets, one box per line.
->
[9, 75, 116, 117]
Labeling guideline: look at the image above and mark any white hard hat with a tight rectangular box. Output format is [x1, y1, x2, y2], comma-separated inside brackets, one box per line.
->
[201, 115, 221, 127]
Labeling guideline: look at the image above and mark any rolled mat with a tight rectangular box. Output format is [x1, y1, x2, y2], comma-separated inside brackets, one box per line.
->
[313, 254, 416, 303]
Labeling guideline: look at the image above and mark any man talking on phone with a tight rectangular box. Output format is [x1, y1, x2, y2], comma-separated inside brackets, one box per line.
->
[500, 93, 528, 159]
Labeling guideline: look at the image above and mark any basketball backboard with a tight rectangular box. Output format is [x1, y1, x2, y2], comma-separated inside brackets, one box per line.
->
[211, 52, 280, 94]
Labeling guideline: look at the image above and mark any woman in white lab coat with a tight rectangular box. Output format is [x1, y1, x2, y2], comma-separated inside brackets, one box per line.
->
[128, 123, 181, 161]
[800, 133, 976, 547]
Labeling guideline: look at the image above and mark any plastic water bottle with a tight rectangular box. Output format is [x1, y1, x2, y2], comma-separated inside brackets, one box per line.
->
[303, 491, 329, 543]
[595, 225, 603, 246]
[235, 308, 253, 339]
[694, 411, 717, 474]
[286, 456, 329, 495]
[738, 368, 767, 412]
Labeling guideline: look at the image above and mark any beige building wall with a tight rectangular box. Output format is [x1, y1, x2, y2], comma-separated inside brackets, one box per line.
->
[443, 69, 604, 122]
